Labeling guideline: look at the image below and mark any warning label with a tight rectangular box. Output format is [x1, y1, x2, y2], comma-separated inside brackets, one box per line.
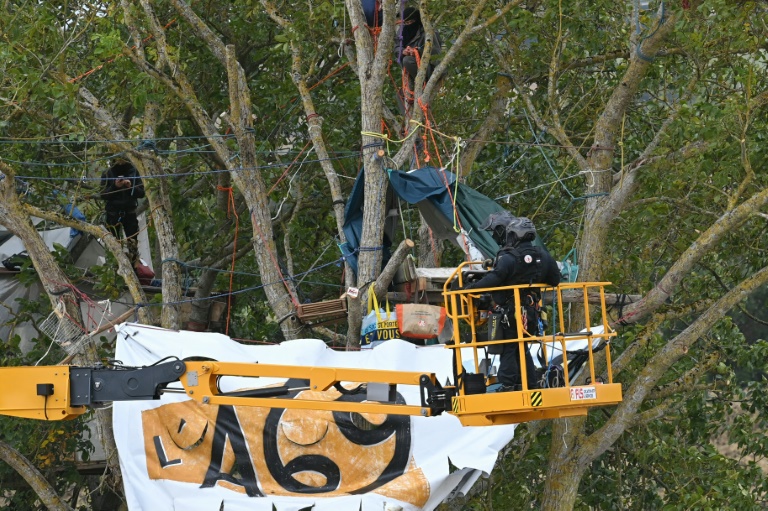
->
[569, 386, 597, 401]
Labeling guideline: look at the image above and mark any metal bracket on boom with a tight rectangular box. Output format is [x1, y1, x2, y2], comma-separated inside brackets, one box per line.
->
[69, 360, 188, 407]
[419, 374, 455, 416]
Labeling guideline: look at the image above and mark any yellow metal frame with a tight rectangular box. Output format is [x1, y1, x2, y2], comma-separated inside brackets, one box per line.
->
[0, 366, 85, 421]
[180, 362, 438, 417]
[442, 262, 623, 425]
[1, 268, 622, 426]
[0, 362, 443, 421]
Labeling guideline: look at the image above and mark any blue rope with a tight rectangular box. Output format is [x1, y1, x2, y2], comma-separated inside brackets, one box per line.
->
[8, 153, 359, 180]
[634, 0, 666, 63]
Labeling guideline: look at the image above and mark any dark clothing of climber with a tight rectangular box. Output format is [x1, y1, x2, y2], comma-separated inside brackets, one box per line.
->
[362, 0, 381, 28]
[398, 7, 441, 92]
[464, 216, 560, 391]
[99, 161, 145, 266]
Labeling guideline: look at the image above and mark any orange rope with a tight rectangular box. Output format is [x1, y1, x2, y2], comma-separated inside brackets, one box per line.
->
[216, 185, 239, 335]
[368, 3, 382, 50]
[417, 101, 474, 262]
[268, 139, 312, 195]
[308, 62, 350, 91]
[251, 211, 301, 308]
[381, 119, 391, 139]
[417, 97, 441, 166]
[429, 108, 451, 160]
[399, 47, 438, 163]
[70, 19, 177, 83]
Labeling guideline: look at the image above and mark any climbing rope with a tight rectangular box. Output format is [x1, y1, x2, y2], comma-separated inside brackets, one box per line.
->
[215, 185, 240, 335]
[69, 19, 178, 83]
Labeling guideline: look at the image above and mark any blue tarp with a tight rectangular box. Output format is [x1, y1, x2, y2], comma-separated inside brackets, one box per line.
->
[342, 167, 508, 275]
[387, 167, 506, 259]
[63, 203, 86, 238]
[341, 169, 394, 275]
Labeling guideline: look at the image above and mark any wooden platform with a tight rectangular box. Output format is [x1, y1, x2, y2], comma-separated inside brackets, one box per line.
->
[295, 298, 348, 325]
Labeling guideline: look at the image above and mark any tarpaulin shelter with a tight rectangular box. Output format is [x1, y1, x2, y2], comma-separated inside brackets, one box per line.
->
[341, 166, 513, 275]
[387, 167, 507, 258]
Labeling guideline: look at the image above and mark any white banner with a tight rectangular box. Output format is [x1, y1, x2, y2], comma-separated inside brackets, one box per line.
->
[113, 324, 516, 511]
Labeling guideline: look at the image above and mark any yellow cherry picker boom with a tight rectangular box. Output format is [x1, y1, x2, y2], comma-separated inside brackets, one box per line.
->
[0, 266, 622, 425]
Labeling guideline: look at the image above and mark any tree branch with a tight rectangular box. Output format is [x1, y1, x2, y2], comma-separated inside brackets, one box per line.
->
[614, 186, 768, 327]
[21, 204, 151, 323]
[645, 351, 720, 401]
[0, 440, 73, 511]
[611, 300, 712, 379]
[581, 264, 768, 466]
[393, 0, 525, 168]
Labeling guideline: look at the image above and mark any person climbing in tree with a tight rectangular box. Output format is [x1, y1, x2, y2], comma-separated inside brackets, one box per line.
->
[398, 7, 442, 97]
[464, 214, 561, 391]
[99, 159, 145, 267]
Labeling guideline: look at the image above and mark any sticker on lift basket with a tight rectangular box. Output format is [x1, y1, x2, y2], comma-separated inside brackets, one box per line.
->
[569, 386, 597, 401]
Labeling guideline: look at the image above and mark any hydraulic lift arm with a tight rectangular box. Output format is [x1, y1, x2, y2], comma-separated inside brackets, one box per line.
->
[0, 360, 454, 422]
[1, 278, 623, 426]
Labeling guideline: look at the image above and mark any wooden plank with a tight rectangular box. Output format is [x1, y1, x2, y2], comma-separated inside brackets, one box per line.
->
[296, 299, 347, 322]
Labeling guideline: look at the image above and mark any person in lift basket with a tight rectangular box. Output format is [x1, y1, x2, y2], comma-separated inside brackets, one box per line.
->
[464, 214, 560, 391]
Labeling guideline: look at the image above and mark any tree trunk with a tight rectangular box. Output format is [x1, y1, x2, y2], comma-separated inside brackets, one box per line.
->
[578, 12, 678, 283]
[0, 166, 125, 494]
[417, 216, 440, 268]
[123, 1, 301, 341]
[139, 102, 184, 329]
[225, 44, 302, 340]
[538, 455, 586, 511]
[343, 0, 399, 346]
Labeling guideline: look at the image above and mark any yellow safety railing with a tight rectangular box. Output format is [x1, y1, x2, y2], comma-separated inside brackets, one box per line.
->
[442, 261, 618, 399]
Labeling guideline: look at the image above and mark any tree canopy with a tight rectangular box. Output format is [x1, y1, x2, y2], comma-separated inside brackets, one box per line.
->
[1, 0, 767, 509]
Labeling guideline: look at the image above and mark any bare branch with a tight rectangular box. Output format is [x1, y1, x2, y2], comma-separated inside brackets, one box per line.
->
[0, 441, 73, 511]
[615, 186, 768, 327]
[21, 204, 151, 322]
[169, 0, 227, 63]
[583, 264, 768, 465]
[612, 300, 712, 378]
[646, 352, 720, 401]
[728, 105, 756, 210]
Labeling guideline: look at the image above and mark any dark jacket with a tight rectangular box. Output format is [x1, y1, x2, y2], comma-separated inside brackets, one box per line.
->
[100, 162, 145, 212]
[398, 8, 442, 58]
[465, 241, 560, 306]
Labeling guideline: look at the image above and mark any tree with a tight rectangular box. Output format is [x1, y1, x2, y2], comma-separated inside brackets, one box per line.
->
[1, 0, 767, 509]
[457, 1, 768, 508]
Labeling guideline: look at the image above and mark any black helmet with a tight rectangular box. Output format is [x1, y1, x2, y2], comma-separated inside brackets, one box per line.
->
[480, 211, 517, 246]
[505, 217, 536, 244]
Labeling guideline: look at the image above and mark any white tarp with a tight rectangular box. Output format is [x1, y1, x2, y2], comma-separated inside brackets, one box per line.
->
[113, 324, 516, 511]
[0, 226, 72, 261]
[0, 228, 75, 349]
